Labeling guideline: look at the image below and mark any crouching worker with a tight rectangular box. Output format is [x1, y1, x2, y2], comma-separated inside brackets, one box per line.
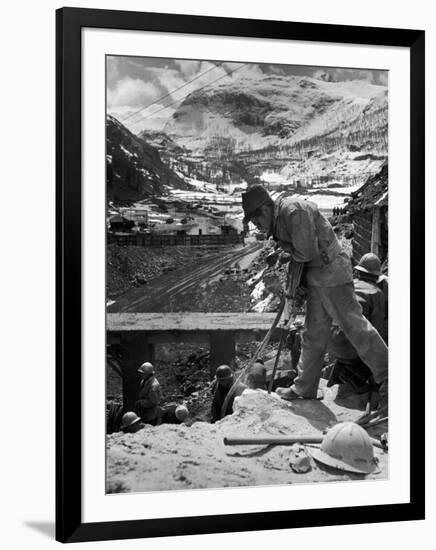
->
[247, 361, 267, 390]
[159, 404, 190, 425]
[120, 412, 145, 434]
[211, 365, 247, 423]
[327, 253, 387, 396]
[134, 362, 162, 425]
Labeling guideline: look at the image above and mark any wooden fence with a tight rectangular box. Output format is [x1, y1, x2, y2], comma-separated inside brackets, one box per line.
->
[107, 232, 245, 247]
[351, 210, 388, 263]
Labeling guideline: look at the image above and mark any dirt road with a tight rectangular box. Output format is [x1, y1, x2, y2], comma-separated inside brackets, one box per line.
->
[108, 242, 263, 313]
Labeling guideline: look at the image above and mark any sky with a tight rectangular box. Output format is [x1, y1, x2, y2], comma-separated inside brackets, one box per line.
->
[107, 56, 388, 134]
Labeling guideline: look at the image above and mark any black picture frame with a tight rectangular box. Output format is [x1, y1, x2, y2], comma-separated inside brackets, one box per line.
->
[56, 7, 425, 543]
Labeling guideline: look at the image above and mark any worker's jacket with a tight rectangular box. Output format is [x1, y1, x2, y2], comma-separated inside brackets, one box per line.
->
[329, 278, 388, 360]
[272, 196, 353, 287]
[134, 375, 162, 423]
[211, 382, 247, 423]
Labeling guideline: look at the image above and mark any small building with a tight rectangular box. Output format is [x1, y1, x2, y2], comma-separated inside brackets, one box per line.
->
[108, 214, 135, 232]
[347, 163, 388, 264]
[220, 224, 238, 235]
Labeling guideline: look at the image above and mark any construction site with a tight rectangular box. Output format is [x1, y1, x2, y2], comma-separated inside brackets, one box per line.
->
[105, 59, 389, 493]
[106, 165, 389, 493]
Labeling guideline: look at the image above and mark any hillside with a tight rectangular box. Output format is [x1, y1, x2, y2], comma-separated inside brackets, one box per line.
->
[106, 115, 189, 202]
[164, 75, 387, 155]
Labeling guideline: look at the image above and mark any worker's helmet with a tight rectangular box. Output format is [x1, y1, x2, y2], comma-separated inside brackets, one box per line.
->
[311, 422, 379, 474]
[120, 411, 141, 431]
[216, 364, 233, 381]
[354, 253, 382, 279]
[137, 362, 155, 376]
[175, 405, 189, 422]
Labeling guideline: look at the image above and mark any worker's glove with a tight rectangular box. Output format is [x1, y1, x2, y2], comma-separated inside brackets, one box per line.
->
[265, 250, 279, 267]
[278, 252, 292, 265]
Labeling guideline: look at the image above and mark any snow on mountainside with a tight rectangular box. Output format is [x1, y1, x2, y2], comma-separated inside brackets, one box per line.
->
[106, 115, 189, 202]
[163, 75, 387, 156]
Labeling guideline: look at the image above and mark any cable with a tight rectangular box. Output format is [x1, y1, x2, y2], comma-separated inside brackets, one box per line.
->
[130, 62, 248, 131]
[119, 62, 223, 124]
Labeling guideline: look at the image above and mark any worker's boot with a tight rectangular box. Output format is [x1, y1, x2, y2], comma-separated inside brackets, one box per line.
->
[276, 387, 302, 401]
[276, 386, 324, 401]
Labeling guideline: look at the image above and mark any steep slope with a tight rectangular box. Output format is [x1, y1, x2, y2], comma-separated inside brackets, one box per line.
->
[106, 115, 188, 202]
[163, 75, 387, 156]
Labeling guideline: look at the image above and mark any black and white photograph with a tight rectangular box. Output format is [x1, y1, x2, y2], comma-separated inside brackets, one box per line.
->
[105, 55, 390, 493]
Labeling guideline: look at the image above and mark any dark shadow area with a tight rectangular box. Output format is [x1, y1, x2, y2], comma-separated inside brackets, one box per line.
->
[225, 444, 275, 458]
[333, 384, 371, 410]
[289, 400, 338, 432]
[24, 521, 55, 538]
[311, 459, 367, 480]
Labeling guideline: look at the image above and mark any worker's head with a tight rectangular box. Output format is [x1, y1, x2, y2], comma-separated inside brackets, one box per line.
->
[175, 405, 189, 422]
[247, 362, 267, 390]
[216, 364, 234, 389]
[137, 361, 155, 379]
[242, 185, 274, 233]
[120, 411, 144, 433]
[354, 253, 382, 282]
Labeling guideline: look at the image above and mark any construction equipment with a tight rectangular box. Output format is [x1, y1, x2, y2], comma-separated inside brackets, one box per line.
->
[267, 261, 304, 394]
[224, 414, 388, 452]
[224, 432, 386, 451]
[224, 435, 323, 446]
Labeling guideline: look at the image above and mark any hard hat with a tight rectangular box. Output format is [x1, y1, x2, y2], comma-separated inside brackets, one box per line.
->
[311, 422, 379, 475]
[175, 405, 189, 422]
[242, 184, 272, 223]
[137, 362, 154, 376]
[120, 411, 141, 430]
[354, 253, 382, 278]
[216, 364, 233, 380]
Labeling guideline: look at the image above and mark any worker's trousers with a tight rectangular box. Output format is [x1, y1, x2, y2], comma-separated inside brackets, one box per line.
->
[291, 283, 388, 398]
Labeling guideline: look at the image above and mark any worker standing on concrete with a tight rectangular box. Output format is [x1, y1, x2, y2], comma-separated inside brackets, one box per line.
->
[134, 362, 162, 425]
[241, 185, 388, 414]
[211, 365, 247, 423]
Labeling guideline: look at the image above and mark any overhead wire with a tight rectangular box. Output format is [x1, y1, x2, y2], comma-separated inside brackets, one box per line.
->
[119, 62, 223, 124]
[129, 62, 248, 131]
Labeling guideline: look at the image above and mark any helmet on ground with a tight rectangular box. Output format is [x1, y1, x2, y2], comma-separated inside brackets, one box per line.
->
[311, 421, 379, 474]
[175, 405, 189, 422]
[242, 184, 272, 223]
[216, 364, 233, 381]
[354, 253, 382, 278]
[137, 362, 155, 376]
[120, 411, 141, 430]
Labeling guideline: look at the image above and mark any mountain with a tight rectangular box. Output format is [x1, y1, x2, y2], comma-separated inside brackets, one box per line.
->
[106, 115, 188, 202]
[163, 74, 387, 156]
[137, 130, 187, 156]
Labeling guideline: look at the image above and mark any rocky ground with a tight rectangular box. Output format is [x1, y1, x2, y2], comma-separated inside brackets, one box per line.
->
[106, 382, 388, 493]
